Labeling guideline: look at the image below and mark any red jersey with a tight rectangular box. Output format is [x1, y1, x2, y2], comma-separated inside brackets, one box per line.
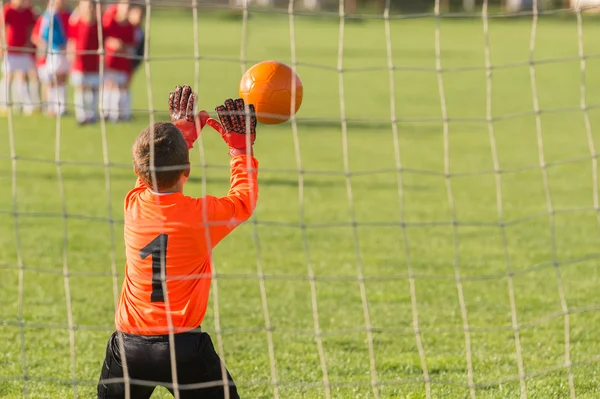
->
[115, 155, 259, 335]
[102, 7, 134, 73]
[69, 18, 100, 73]
[2, 4, 35, 54]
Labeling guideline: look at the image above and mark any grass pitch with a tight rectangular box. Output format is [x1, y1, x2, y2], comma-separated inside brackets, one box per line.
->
[2, 9, 600, 399]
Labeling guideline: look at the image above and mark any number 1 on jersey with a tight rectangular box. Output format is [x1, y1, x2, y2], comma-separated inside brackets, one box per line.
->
[139, 234, 169, 302]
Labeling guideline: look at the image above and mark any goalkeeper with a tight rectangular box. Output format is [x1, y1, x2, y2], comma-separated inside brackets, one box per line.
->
[97, 84, 258, 399]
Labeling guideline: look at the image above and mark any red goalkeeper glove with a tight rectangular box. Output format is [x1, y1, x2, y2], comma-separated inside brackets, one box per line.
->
[168, 84, 209, 150]
[205, 98, 257, 157]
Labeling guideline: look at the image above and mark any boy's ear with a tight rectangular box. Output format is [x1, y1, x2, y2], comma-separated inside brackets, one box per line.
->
[180, 165, 191, 185]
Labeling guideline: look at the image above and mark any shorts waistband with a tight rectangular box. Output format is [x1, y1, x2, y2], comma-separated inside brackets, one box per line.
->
[118, 326, 202, 342]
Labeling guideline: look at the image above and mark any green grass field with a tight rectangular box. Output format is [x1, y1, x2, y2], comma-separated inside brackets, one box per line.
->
[2, 9, 600, 399]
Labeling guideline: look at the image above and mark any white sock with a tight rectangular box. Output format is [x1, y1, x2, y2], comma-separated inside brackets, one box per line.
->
[62, 84, 68, 113]
[40, 84, 48, 112]
[89, 89, 98, 120]
[74, 89, 85, 122]
[102, 86, 111, 118]
[0, 75, 7, 109]
[18, 79, 33, 114]
[10, 79, 21, 111]
[57, 85, 66, 115]
[119, 90, 131, 120]
[28, 79, 40, 110]
[109, 87, 120, 122]
[47, 86, 57, 114]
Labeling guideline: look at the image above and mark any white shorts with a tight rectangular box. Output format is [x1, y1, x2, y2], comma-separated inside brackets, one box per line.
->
[1, 53, 34, 74]
[103, 69, 129, 86]
[70, 71, 100, 88]
[43, 53, 70, 79]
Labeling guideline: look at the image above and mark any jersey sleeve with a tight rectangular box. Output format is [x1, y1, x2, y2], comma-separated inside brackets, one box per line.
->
[201, 155, 259, 248]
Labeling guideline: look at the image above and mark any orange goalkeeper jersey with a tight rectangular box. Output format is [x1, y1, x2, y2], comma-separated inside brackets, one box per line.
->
[115, 155, 258, 335]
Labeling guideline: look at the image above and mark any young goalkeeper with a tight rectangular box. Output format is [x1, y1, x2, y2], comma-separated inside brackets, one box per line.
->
[97, 84, 258, 399]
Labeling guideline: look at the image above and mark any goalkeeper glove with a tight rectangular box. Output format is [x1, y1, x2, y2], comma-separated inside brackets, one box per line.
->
[205, 98, 257, 157]
[168, 84, 209, 150]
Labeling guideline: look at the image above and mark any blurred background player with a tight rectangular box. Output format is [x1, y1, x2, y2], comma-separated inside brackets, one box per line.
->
[39, 0, 71, 116]
[102, 0, 134, 122]
[124, 4, 144, 120]
[68, 0, 101, 125]
[0, 0, 36, 115]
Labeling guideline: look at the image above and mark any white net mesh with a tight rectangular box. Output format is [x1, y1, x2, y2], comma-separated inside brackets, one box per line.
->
[2, 0, 600, 397]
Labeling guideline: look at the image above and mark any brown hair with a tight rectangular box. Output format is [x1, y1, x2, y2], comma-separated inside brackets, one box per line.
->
[133, 122, 189, 191]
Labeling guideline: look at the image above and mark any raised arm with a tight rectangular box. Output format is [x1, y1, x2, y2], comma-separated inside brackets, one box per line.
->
[203, 154, 258, 245]
[168, 85, 259, 245]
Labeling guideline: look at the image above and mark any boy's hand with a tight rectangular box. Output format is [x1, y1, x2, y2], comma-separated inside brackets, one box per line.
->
[168, 85, 209, 150]
[205, 98, 257, 157]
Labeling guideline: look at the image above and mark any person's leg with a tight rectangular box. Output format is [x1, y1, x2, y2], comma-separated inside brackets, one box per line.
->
[0, 72, 12, 112]
[110, 71, 129, 122]
[45, 55, 58, 116]
[27, 67, 41, 113]
[7, 55, 30, 112]
[59, 54, 70, 115]
[74, 86, 86, 124]
[102, 72, 117, 121]
[89, 87, 99, 122]
[71, 71, 86, 124]
[118, 85, 130, 121]
[15, 70, 33, 115]
[102, 81, 111, 120]
[97, 332, 156, 399]
[12, 70, 27, 113]
[38, 64, 49, 113]
[46, 82, 56, 116]
[171, 332, 240, 399]
[86, 73, 100, 122]
[108, 82, 121, 123]
[18, 55, 37, 114]
[56, 73, 68, 116]
[119, 73, 132, 121]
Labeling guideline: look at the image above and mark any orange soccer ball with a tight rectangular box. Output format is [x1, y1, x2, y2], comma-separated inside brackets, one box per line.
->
[239, 60, 303, 125]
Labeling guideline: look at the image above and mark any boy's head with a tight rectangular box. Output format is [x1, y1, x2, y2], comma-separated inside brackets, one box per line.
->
[128, 6, 143, 27]
[133, 122, 190, 192]
[115, 0, 130, 22]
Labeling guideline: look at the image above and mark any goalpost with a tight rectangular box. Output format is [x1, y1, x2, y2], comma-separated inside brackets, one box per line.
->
[2, 0, 600, 398]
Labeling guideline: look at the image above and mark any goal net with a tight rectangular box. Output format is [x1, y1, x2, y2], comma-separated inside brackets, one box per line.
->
[1, 0, 600, 397]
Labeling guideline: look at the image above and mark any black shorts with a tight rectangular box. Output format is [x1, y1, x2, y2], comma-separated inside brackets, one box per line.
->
[97, 329, 239, 399]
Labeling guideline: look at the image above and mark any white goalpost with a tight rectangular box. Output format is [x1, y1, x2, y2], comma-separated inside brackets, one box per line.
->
[3, 0, 600, 398]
